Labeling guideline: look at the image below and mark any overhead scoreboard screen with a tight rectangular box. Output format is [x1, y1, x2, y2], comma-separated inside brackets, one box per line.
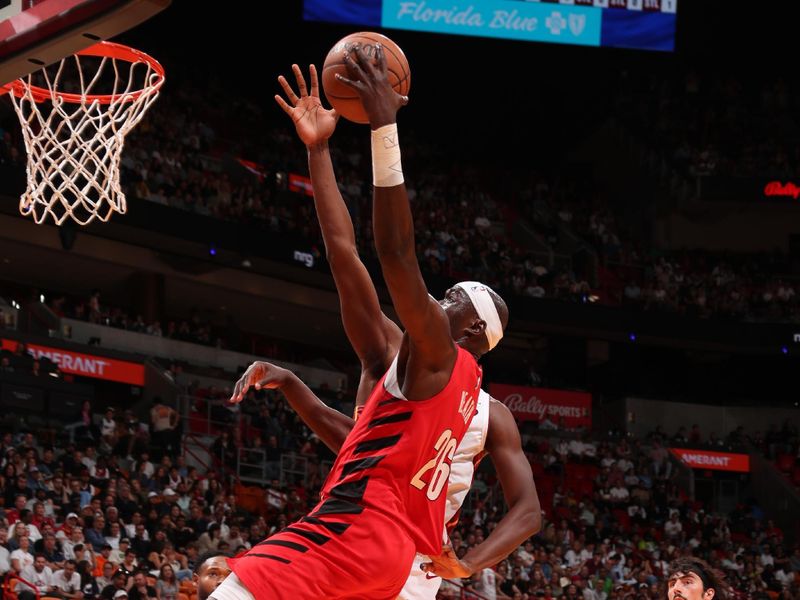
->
[303, 0, 678, 52]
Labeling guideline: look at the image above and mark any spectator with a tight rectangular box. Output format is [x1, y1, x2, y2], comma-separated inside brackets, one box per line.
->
[0, 525, 11, 577]
[156, 564, 179, 600]
[128, 570, 158, 600]
[10, 534, 34, 573]
[16, 553, 56, 600]
[150, 399, 180, 457]
[52, 559, 84, 600]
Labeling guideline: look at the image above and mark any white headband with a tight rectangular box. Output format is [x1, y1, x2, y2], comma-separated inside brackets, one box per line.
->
[455, 281, 504, 351]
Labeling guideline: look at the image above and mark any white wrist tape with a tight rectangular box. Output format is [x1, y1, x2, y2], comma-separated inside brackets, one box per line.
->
[371, 123, 404, 187]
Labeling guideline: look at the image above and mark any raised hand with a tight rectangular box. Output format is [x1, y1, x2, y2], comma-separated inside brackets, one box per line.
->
[275, 64, 338, 146]
[229, 361, 292, 404]
[337, 44, 408, 128]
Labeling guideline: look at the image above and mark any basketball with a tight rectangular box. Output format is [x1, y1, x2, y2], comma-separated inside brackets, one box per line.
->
[321, 31, 411, 125]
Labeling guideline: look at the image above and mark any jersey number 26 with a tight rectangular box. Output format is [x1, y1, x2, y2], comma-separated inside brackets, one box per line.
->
[410, 429, 457, 501]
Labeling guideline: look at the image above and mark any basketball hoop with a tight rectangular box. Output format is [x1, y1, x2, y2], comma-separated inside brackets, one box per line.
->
[1, 41, 165, 225]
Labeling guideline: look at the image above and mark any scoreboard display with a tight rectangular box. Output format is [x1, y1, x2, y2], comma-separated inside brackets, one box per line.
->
[303, 0, 678, 52]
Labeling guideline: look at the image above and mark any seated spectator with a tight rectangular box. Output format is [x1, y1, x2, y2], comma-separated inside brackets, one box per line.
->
[52, 559, 84, 600]
[16, 553, 56, 600]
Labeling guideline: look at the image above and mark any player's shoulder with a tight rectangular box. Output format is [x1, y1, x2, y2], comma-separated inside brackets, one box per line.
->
[483, 392, 513, 419]
[484, 394, 521, 449]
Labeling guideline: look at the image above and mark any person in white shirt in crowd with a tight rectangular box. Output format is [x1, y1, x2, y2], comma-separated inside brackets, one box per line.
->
[516, 541, 535, 568]
[720, 552, 742, 573]
[101, 407, 118, 443]
[568, 436, 585, 458]
[62, 526, 85, 560]
[565, 541, 587, 569]
[687, 530, 703, 550]
[469, 567, 497, 600]
[81, 447, 97, 472]
[105, 521, 123, 550]
[609, 482, 630, 504]
[579, 502, 597, 527]
[23, 519, 42, 545]
[760, 545, 775, 568]
[110, 538, 131, 564]
[16, 553, 56, 600]
[96, 561, 117, 590]
[616, 455, 634, 474]
[664, 513, 683, 540]
[627, 498, 647, 522]
[10, 535, 34, 573]
[600, 450, 616, 470]
[52, 559, 84, 600]
[0, 526, 12, 577]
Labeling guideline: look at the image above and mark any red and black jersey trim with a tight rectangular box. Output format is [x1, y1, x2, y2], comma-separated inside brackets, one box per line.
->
[354, 434, 402, 454]
[244, 553, 291, 564]
[256, 539, 309, 553]
[340, 455, 386, 479]
[329, 477, 369, 502]
[283, 526, 331, 545]
[368, 411, 412, 428]
[300, 516, 352, 535]
[311, 498, 364, 516]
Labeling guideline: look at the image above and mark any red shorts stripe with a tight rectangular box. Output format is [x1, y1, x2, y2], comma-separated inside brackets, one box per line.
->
[229, 507, 416, 600]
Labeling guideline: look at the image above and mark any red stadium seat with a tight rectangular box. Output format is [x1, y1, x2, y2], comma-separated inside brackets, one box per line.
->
[776, 453, 795, 473]
[612, 508, 631, 532]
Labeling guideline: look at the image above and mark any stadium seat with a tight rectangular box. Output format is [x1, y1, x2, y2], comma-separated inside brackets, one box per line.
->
[776, 453, 795, 473]
[612, 508, 631, 532]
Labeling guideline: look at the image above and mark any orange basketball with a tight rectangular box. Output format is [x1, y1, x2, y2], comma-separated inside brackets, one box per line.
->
[321, 31, 411, 125]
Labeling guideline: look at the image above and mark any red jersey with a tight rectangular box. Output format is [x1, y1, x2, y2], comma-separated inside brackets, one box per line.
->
[319, 345, 481, 556]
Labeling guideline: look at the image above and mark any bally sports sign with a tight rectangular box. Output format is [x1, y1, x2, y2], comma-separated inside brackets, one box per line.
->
[489, 383, 592, 428]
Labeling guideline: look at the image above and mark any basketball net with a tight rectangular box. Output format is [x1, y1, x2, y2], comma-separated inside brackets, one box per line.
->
[1, 41, 165, 225]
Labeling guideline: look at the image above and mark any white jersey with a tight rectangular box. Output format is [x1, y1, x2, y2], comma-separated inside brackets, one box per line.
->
[398, 388, 491, 600]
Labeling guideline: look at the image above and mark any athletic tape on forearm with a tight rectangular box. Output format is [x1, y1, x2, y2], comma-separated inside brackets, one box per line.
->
[371, 123, 404, 187]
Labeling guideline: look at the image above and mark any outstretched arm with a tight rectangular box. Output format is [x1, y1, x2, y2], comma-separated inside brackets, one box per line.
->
[339, 46, 456, 398]
[229, 361, 353, 453]
[276, 66, 401, 388]
[422, 400, 542, 577]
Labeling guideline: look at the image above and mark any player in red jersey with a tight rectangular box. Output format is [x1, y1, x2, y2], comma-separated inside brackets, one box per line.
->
[231, 59, 540, 598]
[216, 46, 509, 600]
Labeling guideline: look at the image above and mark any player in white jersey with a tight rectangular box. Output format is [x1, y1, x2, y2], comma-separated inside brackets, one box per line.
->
[399, 387, 491, 599]
[231, 63, 541, 596]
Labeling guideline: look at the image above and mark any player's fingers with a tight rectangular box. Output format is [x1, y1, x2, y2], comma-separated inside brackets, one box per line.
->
[335, 72, 360, 91]
[309, 64, 320, 98]
[231, 376, 247, 403]
[292, 63, 308, 98]
[274, 94, 293, 115]
[229, 380, 240, 403]
[343, 51, 366, 81]
[375, 43, 387, 72]
[277, 75, 299, 106]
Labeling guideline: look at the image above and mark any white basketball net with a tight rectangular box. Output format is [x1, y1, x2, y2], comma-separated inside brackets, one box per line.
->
[4, 44, 164, 225]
